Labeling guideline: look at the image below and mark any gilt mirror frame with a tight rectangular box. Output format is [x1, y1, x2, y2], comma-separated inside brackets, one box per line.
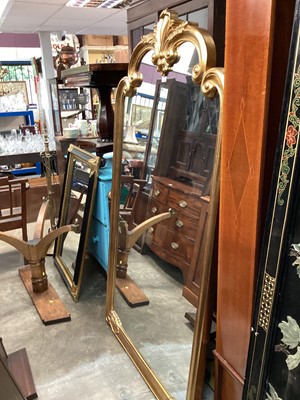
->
[54, 144, 100, 302]
[106, 9, 224, 399]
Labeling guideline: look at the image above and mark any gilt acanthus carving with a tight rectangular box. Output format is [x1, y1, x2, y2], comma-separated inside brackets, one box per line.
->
[106, 311, 122, 334]
[124, 8, 216, 98]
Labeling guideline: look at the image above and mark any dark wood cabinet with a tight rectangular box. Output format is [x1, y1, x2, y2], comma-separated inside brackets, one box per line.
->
[143, 79, 188, 182]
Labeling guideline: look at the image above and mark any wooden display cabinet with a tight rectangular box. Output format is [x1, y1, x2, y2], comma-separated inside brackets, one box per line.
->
[49, 78, 93, 136]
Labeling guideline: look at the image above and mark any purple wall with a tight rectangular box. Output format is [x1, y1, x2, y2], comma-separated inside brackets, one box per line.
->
[0, 33, 40, 48]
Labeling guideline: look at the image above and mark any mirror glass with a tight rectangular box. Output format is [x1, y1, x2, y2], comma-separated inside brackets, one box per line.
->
[106, 10, 224, 400]
[54, 144, 100, 301]
[113, 43, 220, 398]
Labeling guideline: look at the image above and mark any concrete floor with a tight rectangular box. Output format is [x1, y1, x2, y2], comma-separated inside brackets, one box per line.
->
[0, 223, 214, 400]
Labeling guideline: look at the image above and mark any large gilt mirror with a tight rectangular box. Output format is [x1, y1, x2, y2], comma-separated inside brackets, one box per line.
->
[54, 145, 100, 301]
[106, 9, 224, 399]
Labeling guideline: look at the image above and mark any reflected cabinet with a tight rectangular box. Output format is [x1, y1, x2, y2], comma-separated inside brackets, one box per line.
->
[142, 77, 219, 306]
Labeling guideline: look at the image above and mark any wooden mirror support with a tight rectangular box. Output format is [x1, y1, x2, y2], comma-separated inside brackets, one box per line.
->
[116, 210, 173, 307]
[0, 199, 78, 324]
[0, 220, 79, 292]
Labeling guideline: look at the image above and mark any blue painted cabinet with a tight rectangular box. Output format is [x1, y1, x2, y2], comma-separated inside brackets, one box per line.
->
[88, 153, 112, 272]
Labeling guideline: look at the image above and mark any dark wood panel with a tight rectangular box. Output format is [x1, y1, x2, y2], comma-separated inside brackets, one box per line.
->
[182, 197, 209, 306]
[8, 348, 37, 400]
[26, 176, 61, 223]
[215, 0, 295, 398]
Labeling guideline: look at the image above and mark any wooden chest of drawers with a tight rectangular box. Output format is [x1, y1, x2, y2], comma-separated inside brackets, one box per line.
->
[88, 154, 112, 272]
[146, 176, 209, 285]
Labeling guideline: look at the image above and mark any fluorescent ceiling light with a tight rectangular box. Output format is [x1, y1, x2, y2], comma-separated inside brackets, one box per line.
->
[66, 0, 131, 7]
[98, 0, 124, 8]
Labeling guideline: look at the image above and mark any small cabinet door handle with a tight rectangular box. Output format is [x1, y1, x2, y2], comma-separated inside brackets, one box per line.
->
[148, 227, 154, 233]
[176, 219, 183, 228]
[154, 189, 160, 196]
[179, 200, 187, 208]
[171, 242, 179, 250]
[92, 236, 99, 244]
[151, 207, 157, 214]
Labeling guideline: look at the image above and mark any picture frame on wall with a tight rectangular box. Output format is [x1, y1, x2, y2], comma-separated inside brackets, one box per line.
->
[242, 1, 300, 399]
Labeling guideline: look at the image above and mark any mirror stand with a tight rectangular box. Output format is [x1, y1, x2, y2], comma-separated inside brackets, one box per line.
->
[115, 210, 173, 307]
[0, 198, 79, 324]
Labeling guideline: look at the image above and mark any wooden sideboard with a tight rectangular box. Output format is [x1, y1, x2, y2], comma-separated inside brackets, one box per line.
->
[145, 176, 209, 284]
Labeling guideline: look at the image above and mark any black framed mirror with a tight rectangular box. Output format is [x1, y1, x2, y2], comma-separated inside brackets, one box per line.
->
[54, 144, 100, 301]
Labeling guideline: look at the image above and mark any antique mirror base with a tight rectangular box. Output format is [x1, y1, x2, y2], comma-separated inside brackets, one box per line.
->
[115, 211, 173, 307]
[0, 201, 77, 325]
[19, 266, 71, 325]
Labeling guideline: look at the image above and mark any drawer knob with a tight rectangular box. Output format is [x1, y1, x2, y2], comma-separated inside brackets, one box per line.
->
[154, 189, 160, 196]
[179, 200, 187, 208]
[151, 207, 157, 214]
[92, 236, 99, 244]
[148, 227, 154, 233]
[176, 219, 183, 228]
[171, 242, 179, 250]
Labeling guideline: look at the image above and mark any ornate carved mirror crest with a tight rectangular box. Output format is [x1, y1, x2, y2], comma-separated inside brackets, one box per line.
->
[106, 9, 224, 399]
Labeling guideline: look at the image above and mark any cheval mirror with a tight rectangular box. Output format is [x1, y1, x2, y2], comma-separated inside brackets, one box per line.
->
[106, 9, 224, 400]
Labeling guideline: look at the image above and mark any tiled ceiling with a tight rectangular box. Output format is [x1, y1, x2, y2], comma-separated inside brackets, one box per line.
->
[0, 0, 129, 35]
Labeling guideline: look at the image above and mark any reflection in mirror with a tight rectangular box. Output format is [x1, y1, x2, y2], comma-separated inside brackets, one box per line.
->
[106, 9, 224, 400]
[54, 144, 100, 301]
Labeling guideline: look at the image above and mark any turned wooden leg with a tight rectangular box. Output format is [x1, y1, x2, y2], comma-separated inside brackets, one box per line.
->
[116, 249, 129, 279]
[29, 259, 48, 293]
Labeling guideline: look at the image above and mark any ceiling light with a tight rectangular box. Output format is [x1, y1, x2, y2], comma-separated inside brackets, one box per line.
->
[98, 0, 124, 8]
[66, 0, 89, 6]
[66, 0, 132, 8]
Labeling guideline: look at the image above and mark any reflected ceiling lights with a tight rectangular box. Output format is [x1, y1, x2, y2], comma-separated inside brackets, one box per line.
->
[66, 0, 132, 8]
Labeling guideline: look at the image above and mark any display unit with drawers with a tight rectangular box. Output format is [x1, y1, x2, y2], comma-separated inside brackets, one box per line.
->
[146, 176, 209, 285]
[88, 153, 112, 272]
